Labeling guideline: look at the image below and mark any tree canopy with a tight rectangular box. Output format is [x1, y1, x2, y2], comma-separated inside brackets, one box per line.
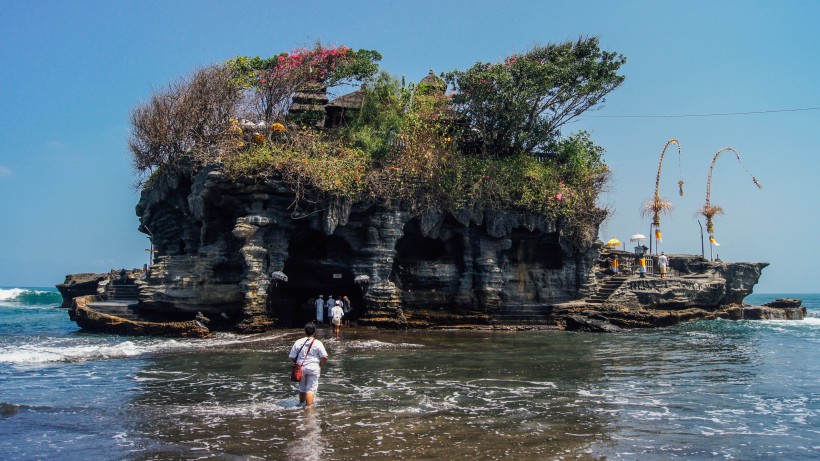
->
[445, 36, 626, 157]
[128, 41, 623, 240]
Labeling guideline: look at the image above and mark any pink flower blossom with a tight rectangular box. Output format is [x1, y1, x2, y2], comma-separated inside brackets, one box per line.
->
[556, 193, 563, 201]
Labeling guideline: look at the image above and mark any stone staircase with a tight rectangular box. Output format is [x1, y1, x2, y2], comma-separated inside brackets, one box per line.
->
[86, 283, 141, 321]
[586, 275, 629, 304]
[108, 284, 140, 301]
[493, 303, 554, 324]
[87, 301, 142, 321]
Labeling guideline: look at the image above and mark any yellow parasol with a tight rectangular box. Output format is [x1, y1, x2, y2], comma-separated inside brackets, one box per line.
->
[605, 237, 622, 248]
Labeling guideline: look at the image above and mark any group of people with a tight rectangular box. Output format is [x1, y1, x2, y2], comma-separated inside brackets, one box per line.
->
[313, 294, 352, 338]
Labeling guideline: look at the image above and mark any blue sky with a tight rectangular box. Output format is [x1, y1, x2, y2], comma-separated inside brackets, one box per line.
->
[1, 1, 817, 293]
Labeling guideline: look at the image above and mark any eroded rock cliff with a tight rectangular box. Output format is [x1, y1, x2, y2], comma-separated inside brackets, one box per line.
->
[133, 167, 771, 333]
[135, 166, 601, 331]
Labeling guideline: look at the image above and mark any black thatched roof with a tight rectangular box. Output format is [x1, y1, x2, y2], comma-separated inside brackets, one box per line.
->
[326, 89, 366, 110]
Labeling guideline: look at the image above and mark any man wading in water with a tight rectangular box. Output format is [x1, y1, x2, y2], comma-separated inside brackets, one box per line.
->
[288, 323, 328, 407]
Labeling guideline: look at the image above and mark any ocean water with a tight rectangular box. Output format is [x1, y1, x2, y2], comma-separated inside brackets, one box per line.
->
[1, 287, 818, 460]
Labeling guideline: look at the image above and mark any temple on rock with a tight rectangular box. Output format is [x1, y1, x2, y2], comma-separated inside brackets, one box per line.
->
[59, 43, 789, 335]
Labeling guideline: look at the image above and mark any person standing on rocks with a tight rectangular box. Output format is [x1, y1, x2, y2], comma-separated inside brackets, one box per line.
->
[658, 252, 669, 278]
[314, 295, 324, 325]
[288, 322, 328, 407]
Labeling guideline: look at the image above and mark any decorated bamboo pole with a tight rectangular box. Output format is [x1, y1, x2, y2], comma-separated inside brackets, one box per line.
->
[643, 139, 684, 255]
[698, 147, 763, 260]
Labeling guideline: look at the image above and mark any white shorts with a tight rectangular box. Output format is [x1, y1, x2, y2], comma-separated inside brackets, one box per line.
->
[298, 368, 320, 394]
[332, 318, 341, 326]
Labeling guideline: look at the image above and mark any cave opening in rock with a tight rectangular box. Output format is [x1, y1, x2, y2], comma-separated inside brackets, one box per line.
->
[268, 229, 364, 327]
[392, 218, 465, 308]
[506, 229, 563, 269]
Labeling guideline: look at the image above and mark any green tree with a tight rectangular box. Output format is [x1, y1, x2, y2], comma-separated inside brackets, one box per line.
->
[445, 37, 626, 157]
[342, 71, 410, 159]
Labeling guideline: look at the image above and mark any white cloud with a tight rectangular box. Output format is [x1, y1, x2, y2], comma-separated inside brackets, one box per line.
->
[0, 165, 11, 178]
[47, 141, 68, 149]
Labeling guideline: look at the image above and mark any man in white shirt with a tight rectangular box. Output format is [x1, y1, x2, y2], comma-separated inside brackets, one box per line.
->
[658, 252, 669, 278]
[288, 322, 328, 406]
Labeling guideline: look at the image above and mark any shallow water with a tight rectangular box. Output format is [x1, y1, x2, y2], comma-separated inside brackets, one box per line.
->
[1, 289, 819, 460]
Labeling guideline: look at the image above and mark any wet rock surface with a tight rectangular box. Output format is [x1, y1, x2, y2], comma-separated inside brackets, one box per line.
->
[744, 298, 806, 320]
[69, 295, 211, 338]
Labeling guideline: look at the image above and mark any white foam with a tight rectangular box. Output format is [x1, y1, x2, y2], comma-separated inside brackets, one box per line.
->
[757, 317, 820, 327]
[0, 331, 290, 365]
[0, 340, 146, 364]
[0, 288, 26, 301]
[800, 317, 820, 326]
[345, 339, 425, 350]
[163, 399, 289, 418]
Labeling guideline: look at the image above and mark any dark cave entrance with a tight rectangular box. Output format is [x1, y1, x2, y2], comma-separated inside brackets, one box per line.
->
[268, 229, 363, 327]
[506, 229, 564, 269]
[391, 217, 465, 308]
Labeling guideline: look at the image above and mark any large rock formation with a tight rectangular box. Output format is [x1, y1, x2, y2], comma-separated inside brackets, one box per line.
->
[604, 254, 767, 309]
[132, 167, 772, 333]
[556, 252, 773, 330]
[56, 273, 106, 308]
[135, 166, 600, 331]
[69, 295, 211, 338]
[55, 270, 142, 309]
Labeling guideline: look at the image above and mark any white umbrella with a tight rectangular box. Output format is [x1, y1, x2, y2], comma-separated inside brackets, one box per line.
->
[630, 234, 647, 242]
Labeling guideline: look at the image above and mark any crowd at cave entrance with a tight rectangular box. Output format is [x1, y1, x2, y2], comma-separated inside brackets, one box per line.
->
[267, 230, 362, 327]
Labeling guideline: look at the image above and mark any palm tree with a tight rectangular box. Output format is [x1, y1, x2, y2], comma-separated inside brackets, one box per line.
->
[642, 139, 684, 253]
[698, 147, 762, 256]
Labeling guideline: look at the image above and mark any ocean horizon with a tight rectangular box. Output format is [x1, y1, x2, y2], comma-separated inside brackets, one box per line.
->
[1, 286, 818, 460]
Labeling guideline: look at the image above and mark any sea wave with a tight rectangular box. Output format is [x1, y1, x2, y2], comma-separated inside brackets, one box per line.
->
[0, 340, 148, 364]
[0, 332, 288, 365]
[0, 288, 63, 305]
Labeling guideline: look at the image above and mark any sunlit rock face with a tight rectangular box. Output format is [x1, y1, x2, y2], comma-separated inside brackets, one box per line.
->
[134, 167, 770, 333]
[135, 166, 602, 331]
[56, 273, 106, 308]
[604, 255, 769, 310]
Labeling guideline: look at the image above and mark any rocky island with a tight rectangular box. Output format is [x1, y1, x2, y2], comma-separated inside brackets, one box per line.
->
[61, 40, 800, 336]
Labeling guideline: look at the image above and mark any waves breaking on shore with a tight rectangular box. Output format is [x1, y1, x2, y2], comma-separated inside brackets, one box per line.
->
[0, 287, 63, 305]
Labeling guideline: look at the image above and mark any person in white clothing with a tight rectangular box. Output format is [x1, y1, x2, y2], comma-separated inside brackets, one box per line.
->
[658, 252, 669, 278]
[314, 295, 324, 324]
[288, 322, 328, 406]
[330, 300, 344, 339]
[325, 295, 335, 324]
